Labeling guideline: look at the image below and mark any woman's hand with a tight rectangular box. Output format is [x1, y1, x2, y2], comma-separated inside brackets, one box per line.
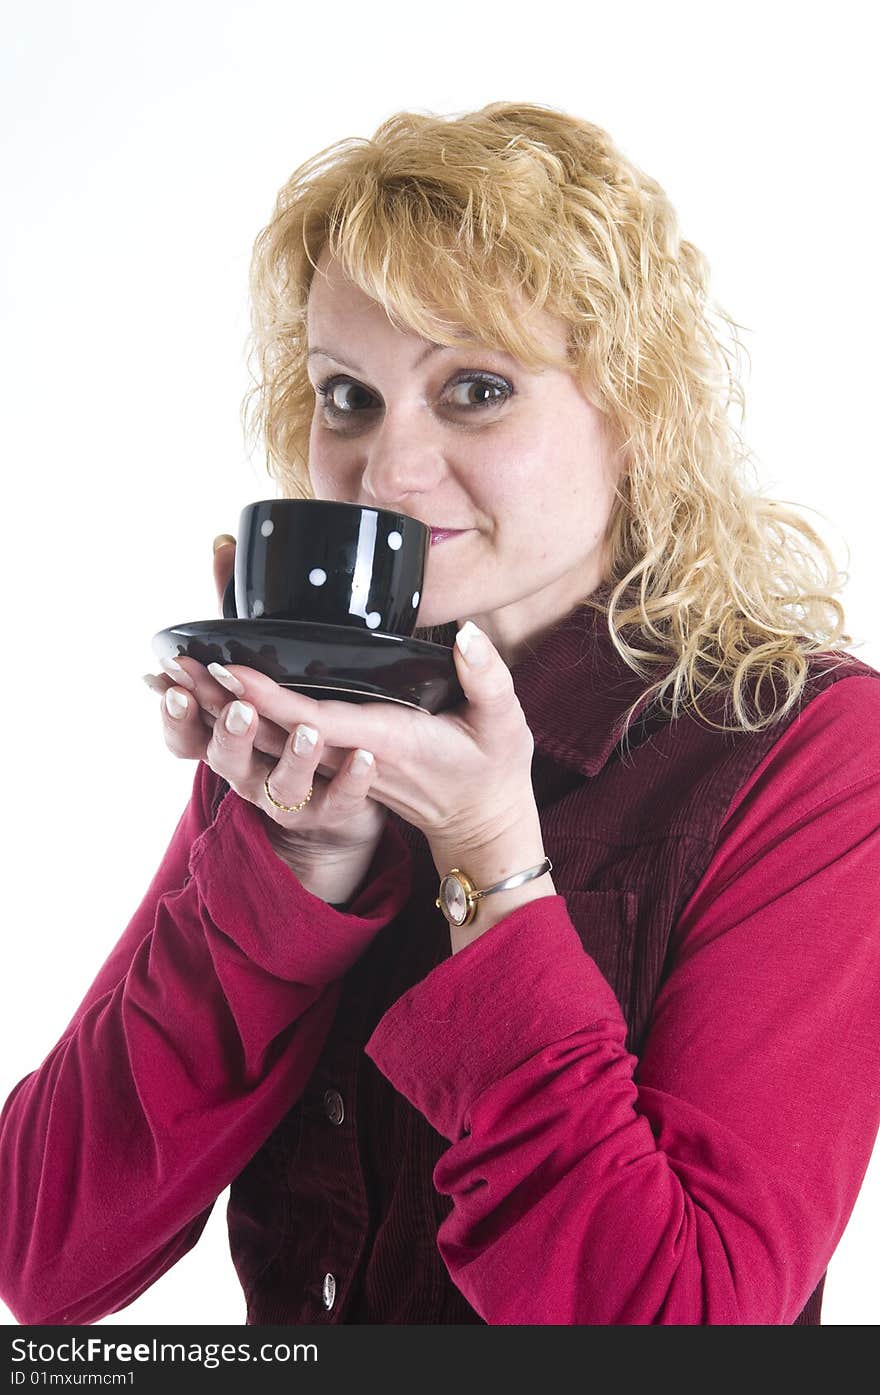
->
[143, 536, 295, 766]
[143, 536, 389, 905]
[199, 617, 543, 873]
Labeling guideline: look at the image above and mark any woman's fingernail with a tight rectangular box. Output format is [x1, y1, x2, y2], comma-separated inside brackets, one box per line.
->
[455, 620, 488, 666]
[353, 748, 375, 770]
[213, 533, 236, 553]
[165, 689, 189, 719]
[143, 673, 166, 695]
[225, 700, 254, 734]
[159, 657, 195, 690]
[293, 723, 319, 755]
[207, 662, 245, 696]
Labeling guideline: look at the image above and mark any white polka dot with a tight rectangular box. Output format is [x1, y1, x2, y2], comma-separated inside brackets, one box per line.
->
[260, 519, 274, 537]
[252, 598, 265, 617]
[309, 568, 327, 586]
[366, 611, 382, 629]
[387, 531, 403, 550]
[411, 591, 420, 607]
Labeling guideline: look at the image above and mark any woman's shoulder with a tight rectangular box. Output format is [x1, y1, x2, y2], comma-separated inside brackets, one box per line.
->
[803, 657, 880, 710]
[789, 655, 880, 765]
[721, 665, 880, 835]
[669, 666, 880, 962]
[803, 644, 880, 693]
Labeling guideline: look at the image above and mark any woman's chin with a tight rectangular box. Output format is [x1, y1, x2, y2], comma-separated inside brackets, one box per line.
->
[412, 604, 460, 638]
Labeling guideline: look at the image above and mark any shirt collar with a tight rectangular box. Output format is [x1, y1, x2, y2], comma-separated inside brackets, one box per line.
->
[507, 592, 659, 777]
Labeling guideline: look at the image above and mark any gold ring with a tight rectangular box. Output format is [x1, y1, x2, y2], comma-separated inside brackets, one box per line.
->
[264, 775, 313, 814]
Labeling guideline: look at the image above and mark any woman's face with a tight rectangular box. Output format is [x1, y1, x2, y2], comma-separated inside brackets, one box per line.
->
[306, 248, 623, 665]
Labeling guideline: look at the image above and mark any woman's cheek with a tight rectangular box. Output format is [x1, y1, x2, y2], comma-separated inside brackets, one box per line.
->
[307, 428, 350, 498]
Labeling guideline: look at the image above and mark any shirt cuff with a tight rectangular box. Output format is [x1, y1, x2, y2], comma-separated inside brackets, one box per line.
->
[188, 788, 413, 984]
[364, 895, 625, 1140]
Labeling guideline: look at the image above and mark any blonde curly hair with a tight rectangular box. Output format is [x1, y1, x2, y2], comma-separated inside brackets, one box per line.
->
[241, 100, 858, 737]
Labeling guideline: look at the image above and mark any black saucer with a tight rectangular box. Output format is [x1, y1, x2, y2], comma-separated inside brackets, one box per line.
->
[152, 617, 465, 714]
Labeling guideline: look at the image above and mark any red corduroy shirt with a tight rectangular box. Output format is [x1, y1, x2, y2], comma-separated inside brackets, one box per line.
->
[0, 623, 878, 1326]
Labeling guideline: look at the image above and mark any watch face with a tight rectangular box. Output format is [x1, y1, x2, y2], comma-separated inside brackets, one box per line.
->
[439, 874, 469, 927]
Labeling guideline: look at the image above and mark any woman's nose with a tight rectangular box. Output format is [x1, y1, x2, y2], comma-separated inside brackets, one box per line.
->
[358, 407, 446, 504]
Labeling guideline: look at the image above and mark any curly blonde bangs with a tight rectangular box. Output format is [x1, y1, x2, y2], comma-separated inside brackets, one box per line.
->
[242, 101, 857, 738]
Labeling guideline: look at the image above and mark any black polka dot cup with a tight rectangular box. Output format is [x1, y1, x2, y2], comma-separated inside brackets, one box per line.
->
[221, 499, 429, 636]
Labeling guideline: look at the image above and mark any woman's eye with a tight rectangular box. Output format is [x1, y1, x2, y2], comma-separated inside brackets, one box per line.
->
[447, 376, 511, 409]
[317, 378, 376, 416]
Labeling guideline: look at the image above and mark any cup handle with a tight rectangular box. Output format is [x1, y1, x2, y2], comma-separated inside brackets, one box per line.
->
[221, 576, 238, 619]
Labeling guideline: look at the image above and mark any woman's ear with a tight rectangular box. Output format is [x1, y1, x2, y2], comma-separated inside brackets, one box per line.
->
[212, 535, 236, 615]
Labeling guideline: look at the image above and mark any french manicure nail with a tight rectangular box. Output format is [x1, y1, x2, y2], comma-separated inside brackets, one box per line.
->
[225, 700, 254, 734]
[159, 657, 195, 690]
[207, 662, 245, 696]
[143, 674, 166, 695]
[293, 723, 319, 755]
[455, 620, 488, 666]
[165, 689, 189, 719]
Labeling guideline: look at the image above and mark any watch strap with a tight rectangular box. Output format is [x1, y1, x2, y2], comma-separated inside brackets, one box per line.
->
[435, 856, 553, 928]
[470, 856, 553, 900]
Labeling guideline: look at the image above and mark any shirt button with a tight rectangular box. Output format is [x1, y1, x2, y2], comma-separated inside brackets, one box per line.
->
[323, 1089, 345, 1125]
[322, 1273, 337, 1310]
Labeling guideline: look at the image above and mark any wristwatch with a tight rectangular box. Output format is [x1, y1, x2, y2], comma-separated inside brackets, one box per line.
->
[435, 857, 553, 928]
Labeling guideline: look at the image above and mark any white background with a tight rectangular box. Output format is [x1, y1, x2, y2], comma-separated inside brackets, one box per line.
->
[2, 0, 877, 1327]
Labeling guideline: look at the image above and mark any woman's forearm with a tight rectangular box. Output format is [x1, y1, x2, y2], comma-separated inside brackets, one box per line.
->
[0, 772, 412, 1325]
[264, 822, 384, 908]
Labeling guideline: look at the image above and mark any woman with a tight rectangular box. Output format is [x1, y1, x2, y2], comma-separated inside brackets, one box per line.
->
[1, 102, 877, 1326]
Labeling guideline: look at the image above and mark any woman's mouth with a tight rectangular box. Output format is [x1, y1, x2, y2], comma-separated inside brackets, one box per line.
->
[429, 528, 470, 546]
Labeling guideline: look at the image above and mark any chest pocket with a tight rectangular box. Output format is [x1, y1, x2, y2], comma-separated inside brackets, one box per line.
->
[561, 888, 640, 1027]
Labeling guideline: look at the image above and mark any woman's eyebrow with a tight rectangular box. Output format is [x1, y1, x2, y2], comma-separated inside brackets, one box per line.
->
[307, 342, 448, 374]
